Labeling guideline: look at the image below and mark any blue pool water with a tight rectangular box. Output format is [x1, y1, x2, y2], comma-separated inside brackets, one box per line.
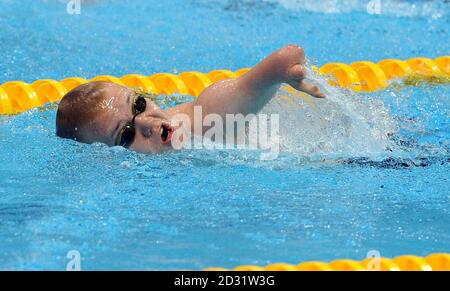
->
[0, 0, 449, 270]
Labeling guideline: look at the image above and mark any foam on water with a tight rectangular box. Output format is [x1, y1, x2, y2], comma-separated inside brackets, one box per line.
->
[268, 0, 447, 18]
[255, 65, 398, 159]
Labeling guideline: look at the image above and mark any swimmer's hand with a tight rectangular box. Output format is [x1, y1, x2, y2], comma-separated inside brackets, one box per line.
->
[279, 45, 325, 98]
[286, 64, 326, 98]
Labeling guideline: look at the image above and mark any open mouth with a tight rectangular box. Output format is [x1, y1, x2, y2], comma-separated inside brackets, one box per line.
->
[160, 123, 174, 144]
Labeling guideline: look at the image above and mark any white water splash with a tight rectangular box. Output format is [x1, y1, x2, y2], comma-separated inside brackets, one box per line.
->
[273, 0, 447, 19]
[258, 64, 399, 159]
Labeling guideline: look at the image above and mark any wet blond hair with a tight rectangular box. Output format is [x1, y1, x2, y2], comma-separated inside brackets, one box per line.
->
[56, 81, 111, 142]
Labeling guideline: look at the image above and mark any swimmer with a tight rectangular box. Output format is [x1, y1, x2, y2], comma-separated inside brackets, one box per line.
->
[56, 45, 325, 153]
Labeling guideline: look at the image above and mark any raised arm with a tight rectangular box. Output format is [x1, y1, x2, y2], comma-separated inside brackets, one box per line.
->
[167, 45, 325, 132]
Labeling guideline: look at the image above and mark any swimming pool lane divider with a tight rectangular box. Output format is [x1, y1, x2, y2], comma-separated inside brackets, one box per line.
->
[203, 253, 450, 271]
[0, 56, 449, 115]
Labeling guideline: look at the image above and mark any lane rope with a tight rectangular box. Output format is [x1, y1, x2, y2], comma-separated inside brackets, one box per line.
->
[0, 56, 448, 115]
[204, 253, 450, 271]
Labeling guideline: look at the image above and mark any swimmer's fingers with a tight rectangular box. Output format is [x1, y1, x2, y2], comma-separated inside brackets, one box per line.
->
[287, 64, 325, 98]
[297, 80, 326, 98]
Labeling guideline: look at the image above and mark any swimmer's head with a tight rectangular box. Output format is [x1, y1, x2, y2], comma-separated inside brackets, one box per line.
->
[56, 81, 176, 153]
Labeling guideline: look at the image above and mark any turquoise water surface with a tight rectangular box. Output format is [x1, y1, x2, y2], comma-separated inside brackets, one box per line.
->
[0, 0, 449, 270]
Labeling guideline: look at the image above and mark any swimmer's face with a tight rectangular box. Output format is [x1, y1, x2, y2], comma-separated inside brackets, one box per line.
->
[79, 83, 176, 154]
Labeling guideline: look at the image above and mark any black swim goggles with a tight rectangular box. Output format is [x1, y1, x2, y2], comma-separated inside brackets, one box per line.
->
[114, 93, 154, 148]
